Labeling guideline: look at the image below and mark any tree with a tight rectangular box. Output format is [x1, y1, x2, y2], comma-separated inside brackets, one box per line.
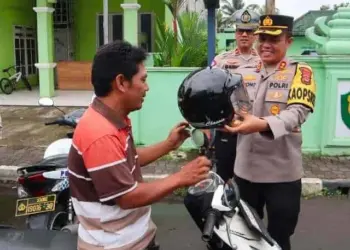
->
[246, 4, 280, 15]
[319, 2, 350, 10]
[334, 2, 350, 9]
[319, 5, 330, 10]
[163, 0, 188, 47]
[220, 0, 245, 17]
[216, 9, 228, 31]
[154, 12, 208, 67]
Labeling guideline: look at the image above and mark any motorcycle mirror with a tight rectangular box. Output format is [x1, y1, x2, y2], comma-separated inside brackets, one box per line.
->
[190, 129, 208, 148]
[223, 178, 240, 210]
[38, 97, 66, 115]
[38, 97, 54, 107]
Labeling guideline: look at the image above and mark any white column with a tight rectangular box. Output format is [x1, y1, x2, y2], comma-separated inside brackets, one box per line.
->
[103, 0, 109, 44]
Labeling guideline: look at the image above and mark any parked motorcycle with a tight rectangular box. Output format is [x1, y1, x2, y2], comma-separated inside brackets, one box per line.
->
[14, 97, 85, 232]
[188, 128, 281, 250]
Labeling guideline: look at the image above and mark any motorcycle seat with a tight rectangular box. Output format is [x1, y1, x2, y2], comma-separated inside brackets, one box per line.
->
[17, 154, 68, 175]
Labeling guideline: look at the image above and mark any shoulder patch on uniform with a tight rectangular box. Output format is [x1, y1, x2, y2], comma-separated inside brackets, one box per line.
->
[287, 63, 316, 112]
[299, 66, 312, 85]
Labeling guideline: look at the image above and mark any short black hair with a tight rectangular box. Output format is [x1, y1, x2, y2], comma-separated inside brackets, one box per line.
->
[91, 40, 147, 97]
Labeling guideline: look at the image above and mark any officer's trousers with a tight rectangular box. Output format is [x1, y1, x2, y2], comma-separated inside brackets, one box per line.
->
[234, 176, 302, 250]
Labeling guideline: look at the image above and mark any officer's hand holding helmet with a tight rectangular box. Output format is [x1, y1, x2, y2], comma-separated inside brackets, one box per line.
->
[177, 67, 251, 129]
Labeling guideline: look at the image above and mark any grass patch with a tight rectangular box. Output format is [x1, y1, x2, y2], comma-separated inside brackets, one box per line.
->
[303, 187, 349, 200]
[173, 187, 189, 197]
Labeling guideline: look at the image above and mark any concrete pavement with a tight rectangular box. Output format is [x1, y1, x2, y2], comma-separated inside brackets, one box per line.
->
[1, 185, 349, 250]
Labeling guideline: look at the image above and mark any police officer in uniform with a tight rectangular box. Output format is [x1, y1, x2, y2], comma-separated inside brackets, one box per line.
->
[223, 15, 317, 250]
[211, 9, 260, 70]
[210, 9, 260, 182]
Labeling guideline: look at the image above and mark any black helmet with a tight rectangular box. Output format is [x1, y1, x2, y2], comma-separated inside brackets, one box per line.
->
[177, 67, 250, 129]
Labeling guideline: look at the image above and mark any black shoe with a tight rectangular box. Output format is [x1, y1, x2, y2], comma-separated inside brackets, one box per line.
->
[206, 240, 224, 250]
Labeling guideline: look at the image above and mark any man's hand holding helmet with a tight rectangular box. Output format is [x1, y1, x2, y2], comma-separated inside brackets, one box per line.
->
[165, 121, 191, 150]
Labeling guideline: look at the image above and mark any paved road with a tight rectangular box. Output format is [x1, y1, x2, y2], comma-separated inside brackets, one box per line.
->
[1, 185, 350, 250]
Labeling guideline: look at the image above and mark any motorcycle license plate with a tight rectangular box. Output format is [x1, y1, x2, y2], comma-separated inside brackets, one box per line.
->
[15, 194, 56, 217]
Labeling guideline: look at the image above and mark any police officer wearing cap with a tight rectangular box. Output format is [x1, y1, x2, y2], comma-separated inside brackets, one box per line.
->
[211, 9, 260, 70]
[209, 9, 261, 184]
[224, 15, 317, 250]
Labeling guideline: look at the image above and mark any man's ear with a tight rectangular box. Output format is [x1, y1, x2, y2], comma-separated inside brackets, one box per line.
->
[114, 74, 127, 93]
[286, 37, 293, 49]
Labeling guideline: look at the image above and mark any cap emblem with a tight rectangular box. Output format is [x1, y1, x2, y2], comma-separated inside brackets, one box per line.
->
[241, 10, 251, 23]
[263, 16, 273, 26]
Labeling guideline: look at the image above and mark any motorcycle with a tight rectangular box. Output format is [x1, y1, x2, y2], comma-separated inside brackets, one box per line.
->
[187, 128, 281, 250]
[14, 97, 85, 232]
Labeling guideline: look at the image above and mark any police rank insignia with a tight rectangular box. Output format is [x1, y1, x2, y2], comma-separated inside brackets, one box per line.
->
[241, 10, 251, 23]
[263, 16, 273, 26]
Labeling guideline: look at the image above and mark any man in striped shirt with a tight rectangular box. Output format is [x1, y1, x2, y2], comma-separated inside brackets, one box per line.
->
[68, 40, 211, 250]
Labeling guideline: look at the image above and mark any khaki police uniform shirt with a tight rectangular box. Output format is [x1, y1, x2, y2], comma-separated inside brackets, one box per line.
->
[211, 48, 260, 71]
[234, 58, 316, 182]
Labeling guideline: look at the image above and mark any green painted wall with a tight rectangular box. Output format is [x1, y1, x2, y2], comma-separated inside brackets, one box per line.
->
[73, 0, 165, 61]
[0, 0, 38, 87]
[217, 32, 235, 53]
[288, 36, 316, 56]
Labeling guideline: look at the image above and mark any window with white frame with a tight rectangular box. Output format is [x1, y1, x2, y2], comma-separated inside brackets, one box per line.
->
[53, 0, 73, 28]
[97, 13, 154, 52]
[14, 26, 37, 75]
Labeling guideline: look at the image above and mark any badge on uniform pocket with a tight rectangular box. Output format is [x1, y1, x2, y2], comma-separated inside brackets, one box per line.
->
[270, 104, 280, 115]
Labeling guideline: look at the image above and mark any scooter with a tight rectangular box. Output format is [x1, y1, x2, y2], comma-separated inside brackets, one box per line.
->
[188, 128, 281, 250]
[14, 97, 85, 232]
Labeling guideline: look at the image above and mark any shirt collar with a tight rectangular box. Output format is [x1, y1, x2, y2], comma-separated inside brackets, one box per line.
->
[234, 48, 258, 56]
[91, 97, 130, 130]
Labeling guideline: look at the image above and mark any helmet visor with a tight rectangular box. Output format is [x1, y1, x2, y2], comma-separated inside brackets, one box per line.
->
[230, 82, 252, 115]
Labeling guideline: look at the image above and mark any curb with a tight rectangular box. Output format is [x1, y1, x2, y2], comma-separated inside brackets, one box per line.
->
[1, 165, 349, 197]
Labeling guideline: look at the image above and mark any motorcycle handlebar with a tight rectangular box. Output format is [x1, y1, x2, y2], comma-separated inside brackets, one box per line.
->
[45, 121, 59, 126]
[202, 209, 219, 242]
[44, 119, 76, 128]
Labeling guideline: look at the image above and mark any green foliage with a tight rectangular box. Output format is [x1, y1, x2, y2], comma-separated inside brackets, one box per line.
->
[154, 12, 208, 67]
